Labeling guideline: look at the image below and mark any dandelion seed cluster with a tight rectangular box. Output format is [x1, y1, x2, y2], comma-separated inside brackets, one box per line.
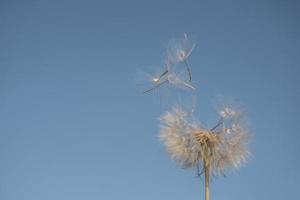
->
[159, 106, 250, 176]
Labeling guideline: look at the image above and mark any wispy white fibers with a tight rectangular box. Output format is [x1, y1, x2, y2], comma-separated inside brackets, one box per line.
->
[167, 33, 196, 81]
[159, 105, 250, 176]
[168, 33, 196, 63]
[144, 59, 195, 93]
[143, 33, 196, 93]
[159, 105, 199, 168]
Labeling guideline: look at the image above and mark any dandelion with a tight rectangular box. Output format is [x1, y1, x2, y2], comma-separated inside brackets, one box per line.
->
[140, 34, 251, 200]
[160, 105, 250, 200]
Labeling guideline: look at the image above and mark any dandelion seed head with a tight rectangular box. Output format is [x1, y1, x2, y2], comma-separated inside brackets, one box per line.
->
[160, 105, 250, 177]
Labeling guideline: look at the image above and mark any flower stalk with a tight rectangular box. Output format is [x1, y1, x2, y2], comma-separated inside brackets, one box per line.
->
[204, 162, 210, 200]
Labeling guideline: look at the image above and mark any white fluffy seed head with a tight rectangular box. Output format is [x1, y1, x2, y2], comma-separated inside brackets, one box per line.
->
[159, 105, 250, 176]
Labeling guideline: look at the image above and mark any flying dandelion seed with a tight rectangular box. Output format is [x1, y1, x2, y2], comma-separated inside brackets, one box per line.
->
[159, 105, 250, 200]
[143, 59, 195, 93]
[135, 64, 168, 94]
[167, 33, 196, 81]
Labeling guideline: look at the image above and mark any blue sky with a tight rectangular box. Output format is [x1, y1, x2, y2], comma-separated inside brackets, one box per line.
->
[0, 0, 299, 199]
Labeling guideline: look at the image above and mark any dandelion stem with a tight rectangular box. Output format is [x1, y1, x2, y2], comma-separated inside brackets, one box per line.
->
[204, 163, 210, 200]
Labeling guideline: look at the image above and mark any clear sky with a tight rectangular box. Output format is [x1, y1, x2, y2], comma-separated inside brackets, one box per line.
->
[0, 0, 299, 199]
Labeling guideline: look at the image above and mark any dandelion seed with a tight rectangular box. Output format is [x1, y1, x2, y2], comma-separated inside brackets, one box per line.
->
[144, 60, 195, 93]
[167, 33, 195, 81]
[168, 33, 196, 63]
[220, 106, 237, 118]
